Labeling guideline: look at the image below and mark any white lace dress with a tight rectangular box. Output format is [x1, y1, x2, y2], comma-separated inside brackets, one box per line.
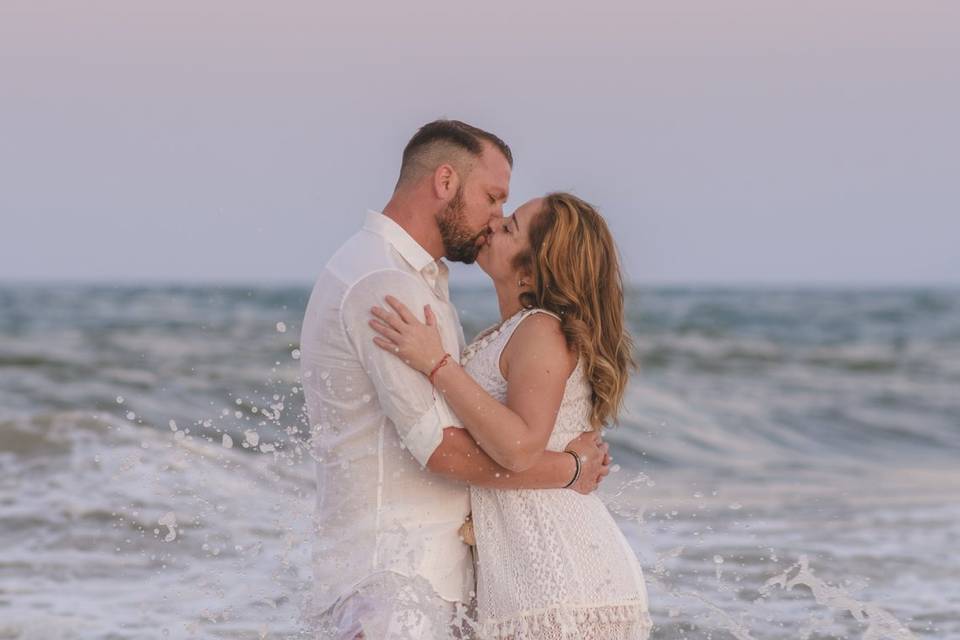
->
[462, 308, 652, 640]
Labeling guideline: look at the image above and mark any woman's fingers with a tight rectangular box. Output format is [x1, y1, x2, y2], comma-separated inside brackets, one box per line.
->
[371, 306, 405, 332]
[385, 295, 416, 324]
[368, 319, 402, 342]
[372, 336, 400, 353]
[424, 305, 435, 327]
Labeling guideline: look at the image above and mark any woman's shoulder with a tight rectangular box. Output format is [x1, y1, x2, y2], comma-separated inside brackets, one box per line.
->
[502, 308, 576, 373]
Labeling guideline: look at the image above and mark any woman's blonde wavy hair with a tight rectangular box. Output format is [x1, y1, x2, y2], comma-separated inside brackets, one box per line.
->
[514, 193, 635, 429]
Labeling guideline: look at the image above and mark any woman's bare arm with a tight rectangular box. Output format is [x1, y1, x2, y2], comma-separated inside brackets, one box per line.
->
[428, 427, 609, 493]
[428, 313, 576, 471]
[370, 297, 578, 472]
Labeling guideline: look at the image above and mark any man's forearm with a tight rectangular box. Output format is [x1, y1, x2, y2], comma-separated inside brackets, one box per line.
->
[426, 427, 575, 490]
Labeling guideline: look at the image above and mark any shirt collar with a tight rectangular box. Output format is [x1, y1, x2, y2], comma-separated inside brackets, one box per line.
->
[362, 210, 437, 273]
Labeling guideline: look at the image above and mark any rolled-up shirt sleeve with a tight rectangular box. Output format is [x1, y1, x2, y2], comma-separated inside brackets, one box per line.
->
[340, 269, 462, 467]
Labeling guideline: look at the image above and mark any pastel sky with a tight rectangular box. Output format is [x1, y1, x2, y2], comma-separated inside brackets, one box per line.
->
[2, 0, 957, 285]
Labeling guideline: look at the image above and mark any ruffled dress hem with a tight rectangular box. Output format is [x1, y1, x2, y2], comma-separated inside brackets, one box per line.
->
[478, 599, 652, 640]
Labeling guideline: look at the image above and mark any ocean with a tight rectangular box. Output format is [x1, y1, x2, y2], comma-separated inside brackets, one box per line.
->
[1, 283, 958, 639]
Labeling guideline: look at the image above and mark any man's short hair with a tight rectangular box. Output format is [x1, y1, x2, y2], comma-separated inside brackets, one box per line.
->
[397, 119, 513, 187]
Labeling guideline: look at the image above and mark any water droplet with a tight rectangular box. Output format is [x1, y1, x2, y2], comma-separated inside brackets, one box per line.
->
[320, 371, 329, 380]
[276, 322, 287, 333]
[244, 430, 260, 447]
[291, 349, 301, 360]
[222, 434, 234, 448]
[126, 411, 136, 420]
[362, 394, 372, 403]
[168, 420, 178, 431]
[714, 555, 724, 564]
[116, 396, 124, 404]
[729, 502, 743, 510]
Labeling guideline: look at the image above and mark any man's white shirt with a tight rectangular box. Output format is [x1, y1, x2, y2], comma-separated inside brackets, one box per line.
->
[300, 211, 472, 612]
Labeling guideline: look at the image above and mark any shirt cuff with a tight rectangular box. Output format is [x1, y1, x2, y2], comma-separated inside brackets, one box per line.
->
[403, 396, 463, 468]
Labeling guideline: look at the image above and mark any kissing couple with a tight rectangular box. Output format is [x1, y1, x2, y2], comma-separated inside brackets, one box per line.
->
[300, 119, 651, 639]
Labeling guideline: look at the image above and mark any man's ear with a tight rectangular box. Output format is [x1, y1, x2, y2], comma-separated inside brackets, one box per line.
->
[433, 164, 460, 200]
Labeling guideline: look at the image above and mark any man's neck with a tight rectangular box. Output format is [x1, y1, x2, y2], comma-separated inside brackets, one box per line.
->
[381, 195, 444, 261]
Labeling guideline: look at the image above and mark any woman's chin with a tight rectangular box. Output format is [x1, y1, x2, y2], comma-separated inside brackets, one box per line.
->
[475, 248, 491, 274]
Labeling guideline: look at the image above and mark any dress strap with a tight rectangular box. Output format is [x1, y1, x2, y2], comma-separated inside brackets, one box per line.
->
[505, 308, 563, 337]
[519, 307, 562, 322]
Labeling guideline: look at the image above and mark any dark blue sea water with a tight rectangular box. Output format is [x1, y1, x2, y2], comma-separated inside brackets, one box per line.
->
[1, 284, 958, 638]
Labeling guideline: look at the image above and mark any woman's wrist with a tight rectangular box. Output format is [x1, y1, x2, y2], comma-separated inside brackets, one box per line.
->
[427, 353, 452, 384]
[562, 449, 582, 489]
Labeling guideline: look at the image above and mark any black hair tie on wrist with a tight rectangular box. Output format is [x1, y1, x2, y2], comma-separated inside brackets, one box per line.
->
[562, 449, 582, 488]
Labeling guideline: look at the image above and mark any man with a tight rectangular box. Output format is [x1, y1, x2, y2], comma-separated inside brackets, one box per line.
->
[299, 120, 610, 639]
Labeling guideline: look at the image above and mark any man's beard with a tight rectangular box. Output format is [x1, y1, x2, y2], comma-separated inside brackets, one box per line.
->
[437, 187, 485, 264]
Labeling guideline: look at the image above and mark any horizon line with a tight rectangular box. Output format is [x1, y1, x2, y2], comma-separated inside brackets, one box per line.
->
[2, 277, 958, 291]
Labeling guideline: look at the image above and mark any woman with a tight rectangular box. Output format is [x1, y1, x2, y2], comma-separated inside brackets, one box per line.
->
[368, 193, 651, 639]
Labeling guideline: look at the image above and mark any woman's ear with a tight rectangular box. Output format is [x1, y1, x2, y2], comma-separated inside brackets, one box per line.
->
[517, 270, 533, 289]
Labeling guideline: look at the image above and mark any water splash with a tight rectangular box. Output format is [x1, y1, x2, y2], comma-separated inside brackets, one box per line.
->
[762, 556, 916, 640]
[157, 511, 178, 542]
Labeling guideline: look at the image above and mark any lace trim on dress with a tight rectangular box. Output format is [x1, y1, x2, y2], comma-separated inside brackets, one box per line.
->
[478, 600, 653, 640]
